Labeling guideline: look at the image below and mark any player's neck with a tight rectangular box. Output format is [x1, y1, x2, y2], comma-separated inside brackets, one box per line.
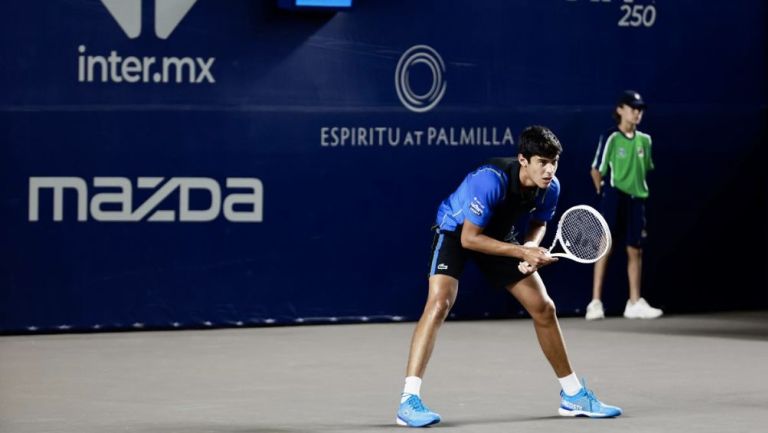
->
[518, 169, 537, 190]
[618, 122, 636, 137]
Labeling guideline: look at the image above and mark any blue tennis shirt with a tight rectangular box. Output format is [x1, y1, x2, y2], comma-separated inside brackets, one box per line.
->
[435, 159, 559, 241]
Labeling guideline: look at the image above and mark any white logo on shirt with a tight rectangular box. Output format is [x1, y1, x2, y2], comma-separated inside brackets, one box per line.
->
[470, 196, 485, 217]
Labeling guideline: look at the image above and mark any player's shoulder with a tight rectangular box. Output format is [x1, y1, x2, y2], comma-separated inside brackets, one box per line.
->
[470, 164, 508, 185]
[601, 126, 622, 143]
[636, 129, 652, 143]
[548, 176, 561, 195]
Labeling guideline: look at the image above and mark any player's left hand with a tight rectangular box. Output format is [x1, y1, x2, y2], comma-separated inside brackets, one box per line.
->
[518, 260, 536, 275]
[519, 241, 557, 274]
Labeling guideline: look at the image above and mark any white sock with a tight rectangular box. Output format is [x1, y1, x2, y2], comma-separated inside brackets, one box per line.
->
[558, 372, 583, 396]
[401, 376, 422, 402]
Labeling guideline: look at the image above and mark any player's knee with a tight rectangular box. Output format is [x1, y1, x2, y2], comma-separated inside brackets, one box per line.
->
[531, 300, 557, 326]
[426, 297, 453, 321]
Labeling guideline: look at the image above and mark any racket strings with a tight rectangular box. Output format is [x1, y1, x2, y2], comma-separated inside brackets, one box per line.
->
[559, 208, 610, 261]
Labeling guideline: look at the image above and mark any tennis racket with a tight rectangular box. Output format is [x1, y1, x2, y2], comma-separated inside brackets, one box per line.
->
[546, 205, 611, 264]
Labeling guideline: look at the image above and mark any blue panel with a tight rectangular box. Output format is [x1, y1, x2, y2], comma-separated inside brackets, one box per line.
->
[297, 0, 352, 7]
[1, 0, 766, 333]
[280, 0, 352, 10]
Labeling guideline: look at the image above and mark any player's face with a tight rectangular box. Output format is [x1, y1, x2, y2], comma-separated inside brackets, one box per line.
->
[523, 155, 559, 188]
[617, 104, 644, 126]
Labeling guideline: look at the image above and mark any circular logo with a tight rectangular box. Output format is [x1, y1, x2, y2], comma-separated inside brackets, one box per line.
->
[395, 45, 447, 113]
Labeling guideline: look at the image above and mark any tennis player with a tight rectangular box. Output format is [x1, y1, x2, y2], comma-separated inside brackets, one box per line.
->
[397, 126, 622, 427]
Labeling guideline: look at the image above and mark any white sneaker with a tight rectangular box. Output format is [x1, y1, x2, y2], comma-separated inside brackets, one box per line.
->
[585, 300, 605, 320]
[623, 298, 663, 319]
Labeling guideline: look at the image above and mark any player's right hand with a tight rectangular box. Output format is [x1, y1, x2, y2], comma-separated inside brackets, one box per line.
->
[521, 246, 558, 268]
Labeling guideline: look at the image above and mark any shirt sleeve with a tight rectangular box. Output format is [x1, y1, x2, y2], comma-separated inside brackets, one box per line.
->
[591, 134, 605, 169]
[462, 168, 505, 228]
[598, 136, 613, 177]
[647, 135, 654, 171]
[530, 177, 560, 222]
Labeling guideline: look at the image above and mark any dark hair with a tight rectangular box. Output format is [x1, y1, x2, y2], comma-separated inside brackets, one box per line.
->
[612, 109, 621, 124]
[518, 125, 562, 160]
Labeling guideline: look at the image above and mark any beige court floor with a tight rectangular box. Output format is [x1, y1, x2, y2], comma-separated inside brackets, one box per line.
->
[1, 311, 767, 433]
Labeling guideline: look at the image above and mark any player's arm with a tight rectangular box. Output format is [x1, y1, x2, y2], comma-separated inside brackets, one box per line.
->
[519, 178, 561, 273]
[517, 219, 553, 274]
[460, 220, 555, 268]
[591, 134, 607, 194]
[647, 135, 655, 171]
[590, 168, 602, 194]
[523, 219, 547, 247]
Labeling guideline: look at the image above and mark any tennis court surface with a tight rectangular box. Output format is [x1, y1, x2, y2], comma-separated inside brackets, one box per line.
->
[2, 311, 766, 433]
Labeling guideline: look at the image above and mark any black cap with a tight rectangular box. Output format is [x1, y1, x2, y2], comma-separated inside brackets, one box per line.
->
[618, 90, 646, 109]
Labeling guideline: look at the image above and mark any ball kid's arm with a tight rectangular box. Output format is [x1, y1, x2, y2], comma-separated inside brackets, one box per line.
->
[590, 167, 603, 194]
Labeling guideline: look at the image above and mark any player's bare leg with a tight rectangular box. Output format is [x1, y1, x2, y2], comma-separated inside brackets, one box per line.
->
[397, 275, 456, 427]
[510, 272, 623, 417]
[507, 272, 572, 377]
[591, 245, 612, 301]
[586, 246, 612, 319]
[626, 246, 642, 302]
[405, 274, 459, 377]
[622, 245, 660, 319]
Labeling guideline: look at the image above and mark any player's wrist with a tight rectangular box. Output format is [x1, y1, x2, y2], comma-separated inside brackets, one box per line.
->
[511, 243, 529, 260]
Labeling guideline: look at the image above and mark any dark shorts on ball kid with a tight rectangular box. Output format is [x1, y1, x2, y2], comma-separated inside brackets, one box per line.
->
[428, 227, 528, 289]
[600, 185, 647, 248]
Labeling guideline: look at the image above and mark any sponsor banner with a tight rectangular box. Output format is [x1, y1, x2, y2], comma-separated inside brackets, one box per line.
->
[1, 0, 766, 332]
[28, 177, 263, 223]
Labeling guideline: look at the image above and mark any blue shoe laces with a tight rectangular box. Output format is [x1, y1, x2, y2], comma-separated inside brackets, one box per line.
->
[584, 387, 596, 400]
[583, 387, 599, 410]
[407, 395, 428, 412]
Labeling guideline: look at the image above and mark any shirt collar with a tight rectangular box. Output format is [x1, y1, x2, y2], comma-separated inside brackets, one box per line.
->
[508, 160, 539, 201]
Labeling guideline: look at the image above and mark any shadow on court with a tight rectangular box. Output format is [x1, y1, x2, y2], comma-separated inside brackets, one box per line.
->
[562, 311, 768, 341]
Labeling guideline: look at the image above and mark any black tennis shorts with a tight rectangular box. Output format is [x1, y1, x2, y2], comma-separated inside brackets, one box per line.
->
[427, 228, 529, 289]
[600, 185, 647, 248]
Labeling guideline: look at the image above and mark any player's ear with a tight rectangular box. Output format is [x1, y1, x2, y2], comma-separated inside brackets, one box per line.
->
[518, 153, 528, 167]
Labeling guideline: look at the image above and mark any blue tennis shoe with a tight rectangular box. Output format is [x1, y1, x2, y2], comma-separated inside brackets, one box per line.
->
[396, 394, 441, 427]
[559, 380, 623, 418]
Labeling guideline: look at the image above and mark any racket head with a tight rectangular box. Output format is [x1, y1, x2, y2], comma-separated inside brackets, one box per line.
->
[550, 205, 611, 263]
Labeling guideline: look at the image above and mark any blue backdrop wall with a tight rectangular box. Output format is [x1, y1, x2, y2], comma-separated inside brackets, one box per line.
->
[2, 0, 766, 333]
